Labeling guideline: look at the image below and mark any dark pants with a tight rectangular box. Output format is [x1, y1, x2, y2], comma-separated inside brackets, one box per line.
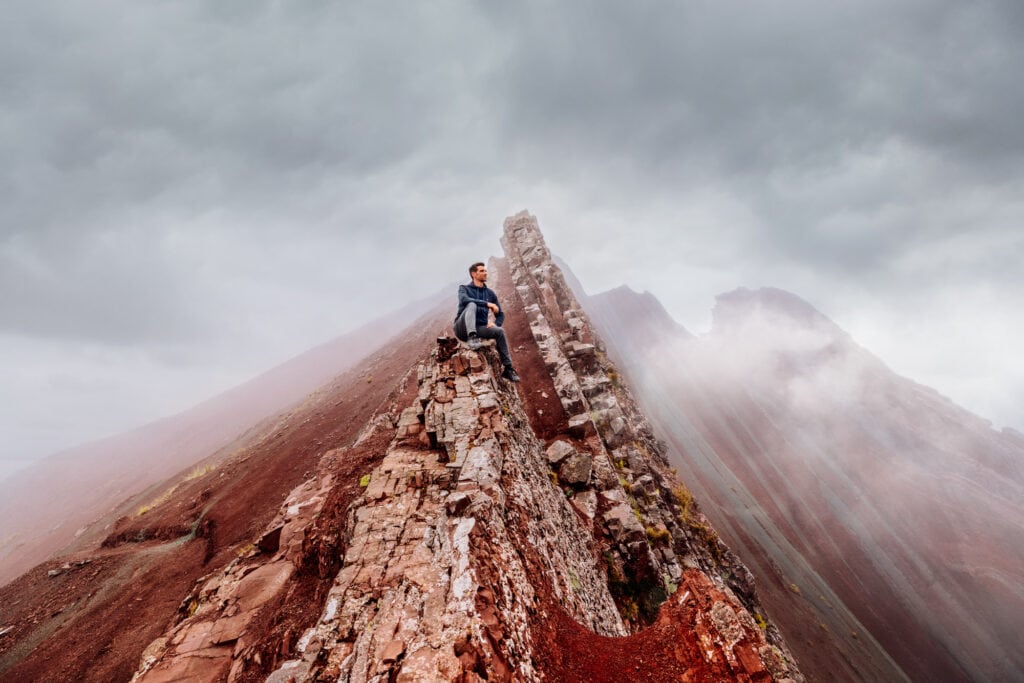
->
[454, 302, 513, 368]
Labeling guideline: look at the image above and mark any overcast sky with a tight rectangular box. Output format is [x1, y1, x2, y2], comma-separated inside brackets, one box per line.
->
[2, 0, 1022, 481]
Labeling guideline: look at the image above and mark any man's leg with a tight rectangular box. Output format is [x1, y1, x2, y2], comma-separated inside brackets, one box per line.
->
[454, 303, 476, 340]
[455, 303, 483, 350]
[490, 326, 520, 381]
[477, 326, 515, 371]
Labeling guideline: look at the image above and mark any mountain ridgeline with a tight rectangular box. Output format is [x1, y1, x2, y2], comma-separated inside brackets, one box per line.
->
[1, 211, 1018, 682]
[579, 280, 1024, 682]
[1, 213, 802, 682]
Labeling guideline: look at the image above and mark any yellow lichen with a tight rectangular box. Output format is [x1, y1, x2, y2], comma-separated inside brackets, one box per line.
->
[673, 485, 694, 523]
[646, 526, 671, 544]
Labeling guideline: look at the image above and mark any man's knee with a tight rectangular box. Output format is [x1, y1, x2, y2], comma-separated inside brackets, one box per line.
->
[484, 327, 506, 342]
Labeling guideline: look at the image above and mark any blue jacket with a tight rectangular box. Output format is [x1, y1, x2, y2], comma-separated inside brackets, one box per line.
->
[455, 283, 504, 328]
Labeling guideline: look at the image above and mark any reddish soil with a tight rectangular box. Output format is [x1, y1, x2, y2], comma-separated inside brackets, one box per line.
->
[471, 497, 703, 683]
[491, 257, 569, 441]
[0, 542, 210, 682]
[529, 580, 739, 682]
[0, 289, 449, 588]
[0, 305, 452, 682]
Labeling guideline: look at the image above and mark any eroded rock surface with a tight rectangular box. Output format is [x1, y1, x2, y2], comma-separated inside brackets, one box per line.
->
[130, 211, 803, 682]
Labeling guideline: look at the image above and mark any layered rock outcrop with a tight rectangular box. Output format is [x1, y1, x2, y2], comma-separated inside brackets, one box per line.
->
[130, 212, 802, 682]
[501, 212, 775, 627]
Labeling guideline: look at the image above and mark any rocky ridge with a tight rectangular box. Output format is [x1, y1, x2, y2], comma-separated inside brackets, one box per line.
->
[502, 213, 759, 625]
[128, 212, 802, 681]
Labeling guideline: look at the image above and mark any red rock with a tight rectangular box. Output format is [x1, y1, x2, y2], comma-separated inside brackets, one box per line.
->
[567, 413, 597, 438]
[257, 525, 283, 554]
[381, 639, 405, 663]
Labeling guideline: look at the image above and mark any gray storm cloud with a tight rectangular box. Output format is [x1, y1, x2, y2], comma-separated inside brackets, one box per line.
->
[1, 0, 1022, 477]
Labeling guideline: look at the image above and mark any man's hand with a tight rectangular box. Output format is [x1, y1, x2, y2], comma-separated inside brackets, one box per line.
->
[486, 322, 495, 328]
[487, 302, 499, 313]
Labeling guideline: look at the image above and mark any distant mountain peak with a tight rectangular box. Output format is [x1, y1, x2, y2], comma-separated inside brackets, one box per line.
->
[594, 286, 690, 333]
[712, 286, 842, 335]
[603, 283, 651, 302]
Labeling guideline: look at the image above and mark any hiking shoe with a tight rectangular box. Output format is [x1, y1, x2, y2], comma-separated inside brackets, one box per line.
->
[502, 367, 521, 383]
[466, 334, 482, 351]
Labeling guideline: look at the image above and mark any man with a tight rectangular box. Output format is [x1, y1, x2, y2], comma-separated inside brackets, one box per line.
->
[453, 262, 521, 382]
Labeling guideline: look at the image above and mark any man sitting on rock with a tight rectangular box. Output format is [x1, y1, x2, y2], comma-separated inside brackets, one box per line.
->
[454, 262, 521, 382]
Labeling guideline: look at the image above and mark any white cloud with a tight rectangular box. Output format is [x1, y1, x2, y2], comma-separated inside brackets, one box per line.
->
[1, 0, 1022, 471]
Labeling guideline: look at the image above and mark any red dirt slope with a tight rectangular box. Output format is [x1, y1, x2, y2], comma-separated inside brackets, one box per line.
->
[0, 288, 448, 586]
[0, 302, 452, 682]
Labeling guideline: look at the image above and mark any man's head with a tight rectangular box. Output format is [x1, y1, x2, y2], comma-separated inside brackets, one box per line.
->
[469, 262, 487, 285]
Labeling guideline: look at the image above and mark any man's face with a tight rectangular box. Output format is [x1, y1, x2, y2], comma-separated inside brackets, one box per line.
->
[472, 266, 488, 284]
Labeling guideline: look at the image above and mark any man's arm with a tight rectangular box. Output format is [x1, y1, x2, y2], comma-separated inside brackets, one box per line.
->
[491, 291, 505, 327]
[457, 285, 478, 307]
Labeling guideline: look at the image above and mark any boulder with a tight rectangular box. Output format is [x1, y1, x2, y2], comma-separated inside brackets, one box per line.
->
[396, 407, 422, 437]
[545, 440, 576, 466]
[559, 453, 593, 486]
[603, 502, 645, 544]
[257, 525, 283, 554]
[565, 341, 596, 358]
[631, 475, 658, 499]
[381, 639, 405, 664]
[570, 491, 598, 521]
[436, 336, 459, 361]
[568, 413, 597, 439]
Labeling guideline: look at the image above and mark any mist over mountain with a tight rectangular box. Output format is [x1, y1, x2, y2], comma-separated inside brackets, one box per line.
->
[1, 214, 1020, 682]
[0, 214, 807, 682]
[0, 288, 450, 585]
[5, 0, 1024, 486]
[581, 279, 1024, 681]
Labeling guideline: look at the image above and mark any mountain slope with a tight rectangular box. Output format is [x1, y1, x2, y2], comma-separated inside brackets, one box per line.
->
[0, 298, 454, 680]
[0, 213, 804, 682]
[0, 288, 449, 586]
[581, 282, 1024, 682]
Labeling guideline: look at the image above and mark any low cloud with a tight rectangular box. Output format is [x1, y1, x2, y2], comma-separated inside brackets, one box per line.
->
[2, 0, 1022, 472]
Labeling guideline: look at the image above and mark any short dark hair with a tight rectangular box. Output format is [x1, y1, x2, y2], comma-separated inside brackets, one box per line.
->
[469, 262, 485, 275]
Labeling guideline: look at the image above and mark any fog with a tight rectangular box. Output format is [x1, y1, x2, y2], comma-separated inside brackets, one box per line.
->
[3, 0, 1023, 480]
[600, 285, 1024, 679]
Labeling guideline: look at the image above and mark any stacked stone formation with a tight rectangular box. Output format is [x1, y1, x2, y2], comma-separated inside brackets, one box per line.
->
[129, 211, 804, 683]
[281, 340, 629, 681]
[501, 213, 687, 606]
[500, 210, 802, 671]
